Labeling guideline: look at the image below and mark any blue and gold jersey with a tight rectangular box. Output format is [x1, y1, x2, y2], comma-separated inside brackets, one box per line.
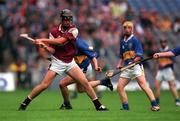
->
[171, 46, 180, 56]
[157, 47, 175, 69]
[119, 35, 143, 66]
[74, 38, 97, 72]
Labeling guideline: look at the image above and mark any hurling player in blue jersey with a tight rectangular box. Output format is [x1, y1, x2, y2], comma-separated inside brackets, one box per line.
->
[153, 39, 180, 107]
[116, 21, 160, 111]
[59, 37, 113, 109]
[153, 46, 180, 58]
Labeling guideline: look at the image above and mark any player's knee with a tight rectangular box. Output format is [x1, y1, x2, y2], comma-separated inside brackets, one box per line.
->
[77, 85, 85, 93]
[59, 83, 63, 89]
[59, 81, 65, 88]
[168, 82, 175, 88]
[154, 83, 158, 89]
[81, 81, 91, 89]
[117, 84, 124, 92]
[154, 86, 159, 91]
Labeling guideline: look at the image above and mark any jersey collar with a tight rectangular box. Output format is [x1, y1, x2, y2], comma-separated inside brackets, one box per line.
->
[123, 34, 134, 42]
[160, 46, 169, 51]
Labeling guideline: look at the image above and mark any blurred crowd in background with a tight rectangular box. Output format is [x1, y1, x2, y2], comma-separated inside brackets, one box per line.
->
[0, 0, 180, 89]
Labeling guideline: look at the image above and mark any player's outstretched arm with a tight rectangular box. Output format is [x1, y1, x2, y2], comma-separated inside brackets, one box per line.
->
[153, 51, 175, 58]
[35, 37, 67, 45]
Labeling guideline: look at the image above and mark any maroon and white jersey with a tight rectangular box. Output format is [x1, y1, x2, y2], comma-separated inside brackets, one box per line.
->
[49, 24, 78, 63]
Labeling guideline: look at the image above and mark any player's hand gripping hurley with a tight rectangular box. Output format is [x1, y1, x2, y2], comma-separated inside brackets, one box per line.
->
[105, 56, 153, 78]
[20, 34, 55, 53]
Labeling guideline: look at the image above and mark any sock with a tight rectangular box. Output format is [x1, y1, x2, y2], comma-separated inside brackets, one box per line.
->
[100, 78, 108, 86]
[175, 98, 180, 102]
[22, 96, 32, 106]
[122, 103, 129, 110]
[156, 97, 160, 104]
[64, 101, 71, 106]
[151, 100, 158, 107]
[93, 99, 102, 109]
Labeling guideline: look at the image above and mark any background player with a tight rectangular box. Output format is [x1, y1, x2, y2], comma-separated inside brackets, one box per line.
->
[59, 37, 113, 109]
[154, 39, 180, 106]
[18, 9, 108, 111]
[115, 21, 160, 111]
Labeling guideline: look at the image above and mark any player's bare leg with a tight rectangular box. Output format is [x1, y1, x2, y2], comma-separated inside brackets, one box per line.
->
[67, 66, 108, 111]
[18, 70, 57, 110]
[168, 81, 180, 106]
[136, 75, 160, 111]
[117, 77, 129, 110]
[59, 78, 99, 109]
[154, 80, 162, 104]
[77, 80, 112, 93]
[70, 79, 100, 98]
[137, 75, 155, 100]
[79, 73, 101, 93]
[59, 73, 113, 110]
[59, 76, 74, 109]
[89, 81, 100, 88]
[87, 74, 101, 98]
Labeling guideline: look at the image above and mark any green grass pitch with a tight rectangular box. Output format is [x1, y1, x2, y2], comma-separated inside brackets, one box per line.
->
[0, 90, 180, 121]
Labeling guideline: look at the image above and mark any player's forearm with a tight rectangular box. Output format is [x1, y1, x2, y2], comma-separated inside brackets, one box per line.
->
[37, 42, 55, 54]
[36, 37, 67, 45]
[158, 51, 175, 57]
[153, 51, 175, 59]
[91, 57, 98, 69]
[116, 58, 124, 69]
[91, 57, 102, 72]
[43, 45, 55, 54]
[134, 56, 142, 62]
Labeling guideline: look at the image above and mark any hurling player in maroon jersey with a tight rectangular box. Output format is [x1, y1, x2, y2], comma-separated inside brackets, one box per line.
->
[18, 9, 108, 111]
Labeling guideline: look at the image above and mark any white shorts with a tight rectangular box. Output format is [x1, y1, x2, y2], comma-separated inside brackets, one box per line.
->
[49, 56, 78, 76]
[156, 67, 175, 82]
[120, 64, 144, 80]
[85, 64, 93, 78]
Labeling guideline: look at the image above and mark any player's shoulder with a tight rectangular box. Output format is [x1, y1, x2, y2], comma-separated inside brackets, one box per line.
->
[76, 38, 89, 48]
[132, 35, 138, 40]
[48, 26, 59, 38]
[68, 25, 78, 33]
[70, 24, 77, 29]
[132, 35, 141, 43]
[68, 24, 79, 38]
[49, 26, 59, 38]
[50, 26, 59, 33]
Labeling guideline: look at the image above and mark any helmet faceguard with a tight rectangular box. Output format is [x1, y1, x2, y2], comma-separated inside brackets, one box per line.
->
[60, 9, 73, 23]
